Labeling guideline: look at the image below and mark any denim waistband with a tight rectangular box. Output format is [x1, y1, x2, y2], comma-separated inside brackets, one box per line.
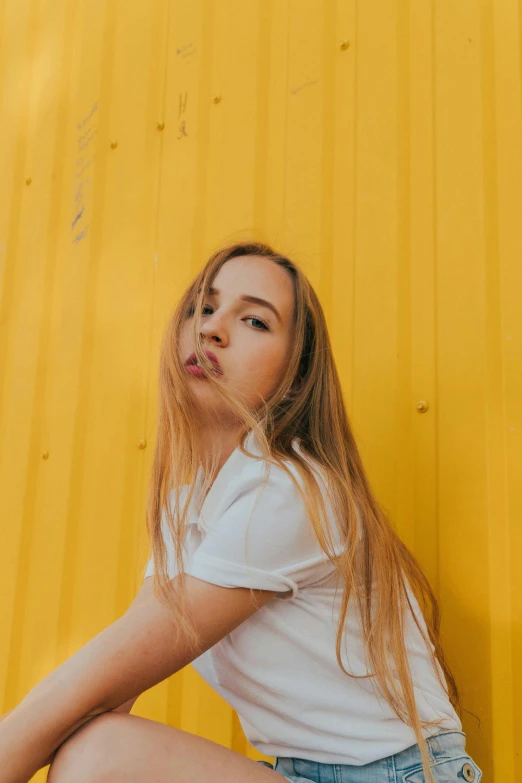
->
[273, 730, 468, 781]
[392, 730, 467, 774]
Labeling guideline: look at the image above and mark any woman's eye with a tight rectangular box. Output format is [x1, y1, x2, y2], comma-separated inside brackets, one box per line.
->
[198, 305, 269, 331]
[244, 316, 269, 331]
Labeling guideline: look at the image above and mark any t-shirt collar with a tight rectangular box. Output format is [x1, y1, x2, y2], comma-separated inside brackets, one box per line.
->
[192, 430, 264, 532]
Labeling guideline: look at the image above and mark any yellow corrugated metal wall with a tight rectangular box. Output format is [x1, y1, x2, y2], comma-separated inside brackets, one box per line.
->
[0, 0, 520, 780]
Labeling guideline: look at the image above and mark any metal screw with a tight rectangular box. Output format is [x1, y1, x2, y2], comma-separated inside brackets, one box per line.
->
[138, 439, 147, 449]
[25, 177, 32, 185]
[416, 400, 429, 413]
[213, 94, 222, 104]
[110, 140, 118, 149]
[42, 451, 49, 459]
[340, 40, 350, 50]
[156, 121, 165, 131]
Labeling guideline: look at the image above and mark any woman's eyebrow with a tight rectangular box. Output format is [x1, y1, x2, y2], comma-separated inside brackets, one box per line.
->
[207, 286, 282, 325]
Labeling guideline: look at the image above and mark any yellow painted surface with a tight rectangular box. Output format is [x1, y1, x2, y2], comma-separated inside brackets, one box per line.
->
[0, 1, 520, 781]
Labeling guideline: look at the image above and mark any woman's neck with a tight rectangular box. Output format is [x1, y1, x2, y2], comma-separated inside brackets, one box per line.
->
[198, 424, 244, 477]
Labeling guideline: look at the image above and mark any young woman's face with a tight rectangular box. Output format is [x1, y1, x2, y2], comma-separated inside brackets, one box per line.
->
[179, 255, 295, 419]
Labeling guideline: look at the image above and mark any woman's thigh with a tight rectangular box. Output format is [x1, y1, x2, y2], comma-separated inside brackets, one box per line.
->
[47, 712, 289, 783]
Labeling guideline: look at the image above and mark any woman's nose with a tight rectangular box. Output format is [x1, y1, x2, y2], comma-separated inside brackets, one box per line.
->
[200, 323, 225, 344]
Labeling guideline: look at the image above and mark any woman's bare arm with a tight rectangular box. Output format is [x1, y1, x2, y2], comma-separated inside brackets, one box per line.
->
[0, 579, 155, 772]
[0, 574, 277, 783]
[107, 577, 156, 716]
[111, 696, 138, 714]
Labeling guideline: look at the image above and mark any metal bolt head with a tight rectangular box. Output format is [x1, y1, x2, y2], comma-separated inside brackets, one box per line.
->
[156, 121, 165, 131]
[25, 177, 32, 185]
[416, 400, 429, 413]
[213, 94, 222, 104]
[110, 140, 118, 149]
[42, 451, 49, 459]
[462, 763, 475, 782]
[340, 40, 350, 50]
[138, 439, 147, 449]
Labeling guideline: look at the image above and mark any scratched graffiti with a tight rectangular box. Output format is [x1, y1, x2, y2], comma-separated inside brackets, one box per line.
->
[290, 78, 319, 96]
[177, 91, 188, 140]
[176, 41, 196, 63]
[72, 101, 98, 244]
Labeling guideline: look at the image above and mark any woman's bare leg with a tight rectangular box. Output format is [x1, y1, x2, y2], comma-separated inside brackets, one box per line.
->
[47, 712, 289, 783]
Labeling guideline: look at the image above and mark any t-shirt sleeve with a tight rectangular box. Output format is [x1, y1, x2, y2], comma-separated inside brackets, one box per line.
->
[185, 460, 339, 600]
[143, 555, 155, 579]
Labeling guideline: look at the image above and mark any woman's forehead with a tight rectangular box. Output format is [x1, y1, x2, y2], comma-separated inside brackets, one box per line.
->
[206, 258, 294, 320]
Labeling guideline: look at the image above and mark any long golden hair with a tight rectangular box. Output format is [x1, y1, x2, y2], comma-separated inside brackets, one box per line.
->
[146, 241, 461, 783]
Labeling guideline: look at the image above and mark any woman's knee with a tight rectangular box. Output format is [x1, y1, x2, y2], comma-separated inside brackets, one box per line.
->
[47, 713, 120, 783]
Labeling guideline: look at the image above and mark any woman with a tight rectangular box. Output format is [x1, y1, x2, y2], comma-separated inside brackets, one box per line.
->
[0, 242, 482, 783]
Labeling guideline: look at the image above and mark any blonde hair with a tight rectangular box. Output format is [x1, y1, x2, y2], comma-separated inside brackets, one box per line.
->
[146, 241, 461, 783]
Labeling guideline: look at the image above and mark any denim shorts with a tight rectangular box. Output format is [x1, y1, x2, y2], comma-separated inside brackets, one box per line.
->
[256, 730, 483, 782]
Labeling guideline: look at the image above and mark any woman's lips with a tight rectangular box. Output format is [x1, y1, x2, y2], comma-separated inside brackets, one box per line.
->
[185, 350, 222, 373]
[185, 365, 223, 379]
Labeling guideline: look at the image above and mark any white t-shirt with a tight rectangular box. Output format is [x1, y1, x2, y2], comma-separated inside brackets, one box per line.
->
[143, 430, 461, 765]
